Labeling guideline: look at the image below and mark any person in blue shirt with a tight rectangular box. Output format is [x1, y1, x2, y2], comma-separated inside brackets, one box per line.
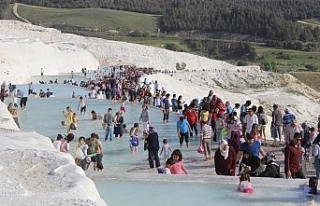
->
[171, 94, 178, 112]
[226, 101, 234, 115]
[177, 116, 191, 148]
[236, 133, 265, 172]
[283, 108, 296, 127]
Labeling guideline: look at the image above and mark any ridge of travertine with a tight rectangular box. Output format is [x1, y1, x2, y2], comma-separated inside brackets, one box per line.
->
[1, 20, 320, 126]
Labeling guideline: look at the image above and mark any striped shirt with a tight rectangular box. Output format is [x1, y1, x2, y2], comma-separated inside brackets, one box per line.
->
[202, 124, 212, 139]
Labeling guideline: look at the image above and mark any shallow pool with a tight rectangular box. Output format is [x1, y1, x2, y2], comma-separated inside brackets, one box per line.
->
[12, 75, 316, 206]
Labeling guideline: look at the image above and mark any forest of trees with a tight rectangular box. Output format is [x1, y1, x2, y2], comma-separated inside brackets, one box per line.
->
[2, 0, 320, 42]
[160, 0, 320, 42]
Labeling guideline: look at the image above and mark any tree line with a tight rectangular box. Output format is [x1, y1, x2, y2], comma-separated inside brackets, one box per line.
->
[160, 0, 320, 42]
[3, 0, 320, 42]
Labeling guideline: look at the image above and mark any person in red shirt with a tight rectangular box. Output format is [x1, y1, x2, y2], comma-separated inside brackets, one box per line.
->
[284, 132, 306, 179]
[184, 106, 198, 137]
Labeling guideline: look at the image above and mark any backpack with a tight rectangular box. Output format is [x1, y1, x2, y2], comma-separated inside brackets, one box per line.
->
[260, 114, 268, 125]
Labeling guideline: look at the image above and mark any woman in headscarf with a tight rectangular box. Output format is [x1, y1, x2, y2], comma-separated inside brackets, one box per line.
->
[214, 140, 236, 176]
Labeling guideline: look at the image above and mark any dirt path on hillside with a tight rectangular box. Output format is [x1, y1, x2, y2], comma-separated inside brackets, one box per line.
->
[297, 20, 320, 28]
[12, 3, 31, 24]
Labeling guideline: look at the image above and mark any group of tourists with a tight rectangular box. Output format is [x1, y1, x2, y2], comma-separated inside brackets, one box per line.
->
[54, 65, 320, 180]
[3, 65, 320, 184]
[73, 65, 157, 102]
[53, 132, 104, 171]
[137, 85, 320, 180]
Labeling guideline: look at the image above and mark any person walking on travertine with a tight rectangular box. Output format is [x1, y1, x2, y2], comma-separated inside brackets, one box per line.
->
[40, 68, 44, 79]
[162, 93, 171, 124]
[271, 104, 282, 146]
[243, 108, 258, 137]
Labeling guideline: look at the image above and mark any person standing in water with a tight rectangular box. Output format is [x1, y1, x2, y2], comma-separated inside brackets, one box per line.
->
[28, 82, 33, 96]
[104, 108, 114, 141]
[139, 103, 150, 132]
[62, 106, 74, 134]
[78, 96, 87, 115]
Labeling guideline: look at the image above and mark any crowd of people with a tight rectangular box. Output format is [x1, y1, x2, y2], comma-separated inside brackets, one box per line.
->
[55, 64, 320, 182]
[3, 65, 320, 198]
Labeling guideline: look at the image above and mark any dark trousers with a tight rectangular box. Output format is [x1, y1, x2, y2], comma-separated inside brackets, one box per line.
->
[20, 97, 28, 108]
[190, 123, 198, 136]
[163, 109, 169, 121]
[148, 150, 160, 168]
[290, 170, 306, 179]
[97, 154, 104, 170]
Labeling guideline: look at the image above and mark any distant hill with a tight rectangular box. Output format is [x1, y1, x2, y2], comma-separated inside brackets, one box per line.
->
[11, 0, 320, 43]
[17, 4, 159, 33]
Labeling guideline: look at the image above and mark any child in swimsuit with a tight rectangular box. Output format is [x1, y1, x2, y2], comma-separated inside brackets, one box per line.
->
[238, 164, 254, 193]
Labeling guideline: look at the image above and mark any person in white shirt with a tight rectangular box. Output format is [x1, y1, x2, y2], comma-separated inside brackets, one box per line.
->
[157, 157, 174, 175]
[244, 108, 258, 135]
[53, 134, 63, 151]
[78, 96, 87, 115]
[74, 136, 89, 171]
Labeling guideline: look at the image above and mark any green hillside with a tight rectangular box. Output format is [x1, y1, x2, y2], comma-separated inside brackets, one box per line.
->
[18, 4, 159, 33]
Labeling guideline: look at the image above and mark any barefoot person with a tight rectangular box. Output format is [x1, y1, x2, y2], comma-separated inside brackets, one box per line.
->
[176, 116, 191, 148]
[129, 123, 140, 154]
[139, 103, 150, 132]
[201, 121, 213, 160]
[78, 96, 87, 115]
[62, 106, 74, 134]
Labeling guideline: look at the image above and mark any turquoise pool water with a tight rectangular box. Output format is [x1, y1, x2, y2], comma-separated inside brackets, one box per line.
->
[12, 74, 315, 206]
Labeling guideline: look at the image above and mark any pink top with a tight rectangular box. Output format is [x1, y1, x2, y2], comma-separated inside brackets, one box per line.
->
[238, 181, 254, 193]
[170, 161, 185, 174]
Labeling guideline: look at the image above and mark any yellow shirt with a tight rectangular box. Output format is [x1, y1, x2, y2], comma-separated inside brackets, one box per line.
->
[200, 110, 209, 122]
[66, 111, 73, 126]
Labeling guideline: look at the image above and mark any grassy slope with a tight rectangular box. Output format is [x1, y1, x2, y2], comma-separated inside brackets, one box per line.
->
[17, 4, 159, 33]
[17, 4, 191, 52]
[253, 46, 320, 71]
[11, 4, 320, 89]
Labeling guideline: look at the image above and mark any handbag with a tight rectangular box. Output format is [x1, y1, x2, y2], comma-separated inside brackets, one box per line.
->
[70, 123, 77, 130]
[143, 140, 148, 151]
[197, 142, 205, 154]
